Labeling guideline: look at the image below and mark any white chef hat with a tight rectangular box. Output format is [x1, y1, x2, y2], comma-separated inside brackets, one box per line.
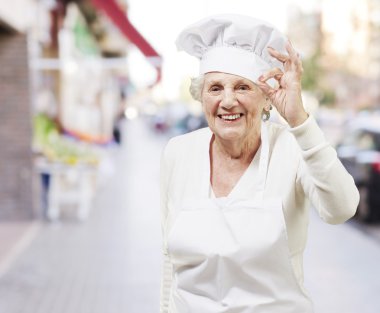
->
[176, 14, 288, 84]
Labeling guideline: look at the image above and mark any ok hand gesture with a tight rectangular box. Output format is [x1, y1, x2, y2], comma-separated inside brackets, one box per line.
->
[257, 41, 308, 127]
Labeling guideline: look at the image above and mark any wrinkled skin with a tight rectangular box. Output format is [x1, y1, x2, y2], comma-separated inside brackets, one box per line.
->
[200, 41, 307, 197]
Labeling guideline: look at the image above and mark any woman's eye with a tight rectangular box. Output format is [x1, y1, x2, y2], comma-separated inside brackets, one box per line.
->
[209, 85, 221, 92]
[237, 85, 249, 91]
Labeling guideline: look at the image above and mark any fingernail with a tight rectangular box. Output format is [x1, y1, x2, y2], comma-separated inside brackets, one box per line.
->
[258, 75, 264, 81]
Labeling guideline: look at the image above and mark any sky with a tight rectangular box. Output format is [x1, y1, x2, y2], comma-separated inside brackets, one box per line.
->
[126, 0, 320, 99]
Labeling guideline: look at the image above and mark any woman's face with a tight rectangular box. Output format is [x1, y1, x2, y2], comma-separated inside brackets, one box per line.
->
[201, 72, 267, 142]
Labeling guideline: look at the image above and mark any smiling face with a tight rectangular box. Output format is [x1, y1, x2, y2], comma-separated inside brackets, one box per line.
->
[201, 72, 267, 143]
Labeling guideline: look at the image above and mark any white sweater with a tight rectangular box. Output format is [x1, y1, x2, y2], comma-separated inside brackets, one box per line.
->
[160, 116, 359, 312]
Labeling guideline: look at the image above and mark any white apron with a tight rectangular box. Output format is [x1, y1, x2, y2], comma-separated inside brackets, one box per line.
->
[167, 124, 314, 313]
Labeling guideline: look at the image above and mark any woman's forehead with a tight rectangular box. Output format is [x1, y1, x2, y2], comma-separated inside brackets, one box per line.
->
[204, 72, 254, 85]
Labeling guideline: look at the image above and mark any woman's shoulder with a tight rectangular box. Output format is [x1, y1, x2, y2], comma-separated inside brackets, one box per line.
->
[164, 127, 211, 158]
[267, 121, 294, 141]
[266, 121, 300, 157]
[169, 126, 210, 143]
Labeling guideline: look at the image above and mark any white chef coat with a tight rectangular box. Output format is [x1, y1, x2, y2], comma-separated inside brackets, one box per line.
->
[160, 116, 359, 312]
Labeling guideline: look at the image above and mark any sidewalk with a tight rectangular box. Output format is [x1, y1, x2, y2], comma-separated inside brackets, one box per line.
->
[0, 221, 41, 278]
[0, 118, 164, 313]
[304, 211, 380, 313]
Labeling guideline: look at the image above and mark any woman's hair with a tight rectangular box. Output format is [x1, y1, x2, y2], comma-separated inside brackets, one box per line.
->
[189, 74, 205, 102]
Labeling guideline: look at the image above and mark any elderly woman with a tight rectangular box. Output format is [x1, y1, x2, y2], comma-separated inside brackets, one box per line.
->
[160, 14, 359, 313]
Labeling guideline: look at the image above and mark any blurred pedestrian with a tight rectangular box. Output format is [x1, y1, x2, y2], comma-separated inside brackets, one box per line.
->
[113, 82, 127, 145]
[160, 14, 359, 313]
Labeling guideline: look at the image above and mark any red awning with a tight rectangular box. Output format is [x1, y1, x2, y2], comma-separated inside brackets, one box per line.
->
[91, 0, 162, 85]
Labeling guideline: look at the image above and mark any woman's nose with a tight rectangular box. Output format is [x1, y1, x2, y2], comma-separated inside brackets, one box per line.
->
[221, 89, 237, 108]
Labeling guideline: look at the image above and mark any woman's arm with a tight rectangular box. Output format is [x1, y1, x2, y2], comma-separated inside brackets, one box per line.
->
[291, 115, 359, 224]
[257, 41, 359, 223]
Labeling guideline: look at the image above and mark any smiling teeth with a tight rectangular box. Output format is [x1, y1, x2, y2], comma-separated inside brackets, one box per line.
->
[221, 114, 241, 120]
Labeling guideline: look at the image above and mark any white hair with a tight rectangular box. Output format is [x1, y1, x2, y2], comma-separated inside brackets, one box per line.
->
[189, 74, 205, 102]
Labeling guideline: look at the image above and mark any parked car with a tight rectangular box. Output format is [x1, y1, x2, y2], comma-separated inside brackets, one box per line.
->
[337, 117, 380, 223]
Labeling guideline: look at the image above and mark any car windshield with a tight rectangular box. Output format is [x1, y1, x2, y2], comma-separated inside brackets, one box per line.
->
[342, 130, 380, 151]
[360, 131, 380, 151]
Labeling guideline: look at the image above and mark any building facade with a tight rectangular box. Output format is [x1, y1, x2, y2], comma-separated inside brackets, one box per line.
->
[0, 1, 36, 219]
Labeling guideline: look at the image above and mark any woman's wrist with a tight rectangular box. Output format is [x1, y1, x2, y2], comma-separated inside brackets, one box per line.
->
[287, 111, 309, 128]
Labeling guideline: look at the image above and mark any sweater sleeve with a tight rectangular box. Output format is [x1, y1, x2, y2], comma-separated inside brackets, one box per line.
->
[289, 115, 360, 224]
[160, 141, 173, 313]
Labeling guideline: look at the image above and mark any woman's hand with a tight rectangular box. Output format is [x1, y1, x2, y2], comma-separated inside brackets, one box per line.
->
[257, 41, 308, 127]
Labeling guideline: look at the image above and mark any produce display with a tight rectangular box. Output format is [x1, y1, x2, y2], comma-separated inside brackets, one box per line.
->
[33, 114, 100, 166]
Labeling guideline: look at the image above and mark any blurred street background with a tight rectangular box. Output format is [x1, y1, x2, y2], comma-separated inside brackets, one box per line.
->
[0, 0, 380, 312]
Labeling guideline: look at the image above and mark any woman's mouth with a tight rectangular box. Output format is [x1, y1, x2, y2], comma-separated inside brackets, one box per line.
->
[217, 113, 244, 122]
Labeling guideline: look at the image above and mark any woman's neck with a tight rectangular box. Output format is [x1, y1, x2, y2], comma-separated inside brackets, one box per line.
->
[212, 131, 261, 163]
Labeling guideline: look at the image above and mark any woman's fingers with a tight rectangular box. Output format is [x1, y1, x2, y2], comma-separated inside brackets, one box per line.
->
[285, 41, 297, 62]
[267, 46, 291, 71]
[259, 67, 283, 82]
[268, 41, 303, 75]
[267, 47, 288, 63]
[258, 41, 304, 96]
[258, 67, 286, 93]
[286, 41, 304, 75]
[256, 77, 273, 95]
[258, 42, 306, 126]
